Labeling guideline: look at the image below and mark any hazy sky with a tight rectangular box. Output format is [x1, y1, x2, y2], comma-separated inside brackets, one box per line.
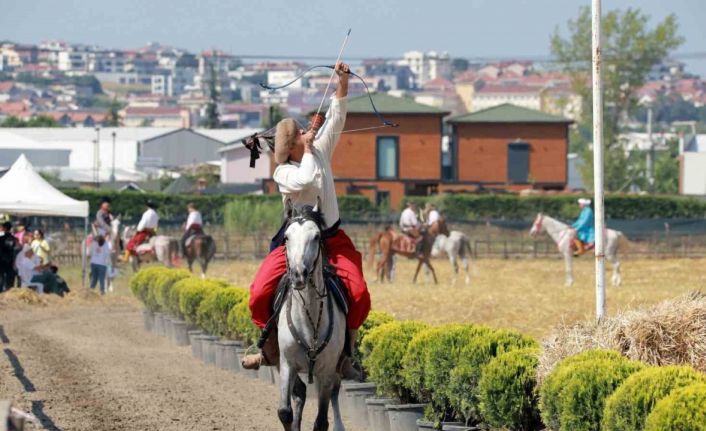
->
[2, 0, 705, 74]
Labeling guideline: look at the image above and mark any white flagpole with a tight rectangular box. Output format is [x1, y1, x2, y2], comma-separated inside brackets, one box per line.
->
[592, 0, 606, 320]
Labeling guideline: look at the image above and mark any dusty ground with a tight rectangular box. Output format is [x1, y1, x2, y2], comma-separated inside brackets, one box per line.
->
[0, 299, 362, 431]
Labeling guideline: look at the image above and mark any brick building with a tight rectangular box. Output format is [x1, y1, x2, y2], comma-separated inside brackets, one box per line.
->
[443, 103, 572, 192]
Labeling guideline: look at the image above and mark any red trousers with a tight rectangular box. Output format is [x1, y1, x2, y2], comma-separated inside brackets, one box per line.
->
[249, 229, 371, 330]
[126, 229, 155, 255]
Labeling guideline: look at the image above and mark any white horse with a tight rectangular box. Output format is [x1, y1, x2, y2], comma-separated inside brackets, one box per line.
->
[529, 213, 624, 287]
[431, 231, 472, 285]
[277, 204, 346, 431]
[122, 225, 179, 272]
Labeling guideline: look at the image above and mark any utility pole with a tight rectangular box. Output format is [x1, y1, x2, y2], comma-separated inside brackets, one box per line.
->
[94, 126, 101, 188]
[646, 105, 655, 192]
[592, 0, 606, 321]
[110, 131, 117, 183]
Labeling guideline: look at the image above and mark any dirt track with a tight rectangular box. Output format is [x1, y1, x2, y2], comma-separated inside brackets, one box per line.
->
[0, 302, 361, 430]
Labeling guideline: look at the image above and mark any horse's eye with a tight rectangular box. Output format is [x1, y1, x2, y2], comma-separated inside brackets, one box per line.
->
[314, 234, 320, 241]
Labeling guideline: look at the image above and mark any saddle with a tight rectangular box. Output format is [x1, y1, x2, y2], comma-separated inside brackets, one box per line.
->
[184, 234, 203, 248]
[572, 239, 595, 256]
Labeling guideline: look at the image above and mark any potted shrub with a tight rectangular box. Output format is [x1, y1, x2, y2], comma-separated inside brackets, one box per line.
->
[644, 383, 706, 430]
[602, 365, 706, 431]
[543, 354, 644, 431]
[226, 297, 260, 378]
[129, 267, 166, 331]
[361, 320, 428, 431]
[447, 329, 537, 425]
[477, 347, 542, 431]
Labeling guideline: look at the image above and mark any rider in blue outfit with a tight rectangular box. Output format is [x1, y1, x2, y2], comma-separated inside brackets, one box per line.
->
[572, 198, 595, 255]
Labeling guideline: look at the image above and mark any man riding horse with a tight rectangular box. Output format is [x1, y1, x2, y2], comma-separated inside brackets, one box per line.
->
[95, 197, 114, 239]
[399, 201, 425, 257]
[242, 62, 370, 380]
[572, 198, 595, 256]
[124, 200, 159, 260]
[181, 202, 204, 256]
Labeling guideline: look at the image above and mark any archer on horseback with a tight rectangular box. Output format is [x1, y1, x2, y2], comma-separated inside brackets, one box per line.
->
[94, 197, 114, 239]
[123, 200, 159, 261]
[571, 198, 595, 256]
[242, 61, 371, 381]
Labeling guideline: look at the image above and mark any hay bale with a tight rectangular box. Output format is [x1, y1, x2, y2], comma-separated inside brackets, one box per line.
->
[539, 291, 706, 383]
[0, 288, 48, 308]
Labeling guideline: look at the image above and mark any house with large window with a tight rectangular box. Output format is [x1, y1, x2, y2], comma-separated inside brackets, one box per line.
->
[443, 103, 572, 192]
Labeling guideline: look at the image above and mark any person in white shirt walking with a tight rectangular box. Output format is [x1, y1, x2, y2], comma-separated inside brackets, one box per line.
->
[181, 202, 204, 256]
[124, 200, 159, 260]
[242, 62, 370, 378]
[89, 235, 111, 294]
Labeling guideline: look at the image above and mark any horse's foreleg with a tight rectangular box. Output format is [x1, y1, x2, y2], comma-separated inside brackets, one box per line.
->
[313, 378, 333, 431]
[330, 377, 345, 431]
[449, 254, 458, 286]
[564, 252, 574, 287]
[610, 254, 622, 287]
[462, 257, 471, 285]
[277, 363, 295, 431]
[412, 260, 423, 284]
[426, 259, 438, 284]
[292, 376, 306, 431]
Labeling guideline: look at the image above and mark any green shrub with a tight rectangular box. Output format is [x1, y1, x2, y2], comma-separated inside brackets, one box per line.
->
[556, 358, 644, 431]
[196, 286, 248, 336]
[447, 329, 538, 423]
[166, 277, 193, 318]
[226, 295, 260, 343]
[644, 383, 706, 431]
[361, 321, 428, 402]
[539, 349, 625, 431]
[477, 347, 542, 431]
[150, 269, 192, 313]
[603, 365, 706, 431]
[178, 278, 228, 325]
[129, 266, 166, 304]
[356, 310, 394, 361]
[401, 325, 463, 406]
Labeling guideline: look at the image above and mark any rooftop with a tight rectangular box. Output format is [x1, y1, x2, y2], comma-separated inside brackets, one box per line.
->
[319, 93, 449, 115]
[447, 103, 572, 124]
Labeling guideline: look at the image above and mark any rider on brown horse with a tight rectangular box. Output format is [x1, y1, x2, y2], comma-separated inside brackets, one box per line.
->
[181, 202, 203, 256]
[399, 201, 425, 257]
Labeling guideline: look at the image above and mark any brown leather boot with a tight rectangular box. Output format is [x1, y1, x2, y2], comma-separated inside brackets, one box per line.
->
[241, 330, 279, 370]
[338, 329, 363, 381]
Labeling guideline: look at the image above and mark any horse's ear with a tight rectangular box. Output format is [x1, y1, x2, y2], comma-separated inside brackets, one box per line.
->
[284, 198, 294, 220]
[313, 197, 322, 213]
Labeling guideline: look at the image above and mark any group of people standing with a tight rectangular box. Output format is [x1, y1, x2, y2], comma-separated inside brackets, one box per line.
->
[0, 219, 67, 295]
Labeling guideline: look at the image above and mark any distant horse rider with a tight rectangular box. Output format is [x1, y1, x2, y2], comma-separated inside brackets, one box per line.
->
[241, 62, 370, 380]
[571, 198, 595, 256]
[124, 200, 159, 260]
[181, 202, 203, 256]
[424, 202, 440, 226]
[399, 201, 424, 256]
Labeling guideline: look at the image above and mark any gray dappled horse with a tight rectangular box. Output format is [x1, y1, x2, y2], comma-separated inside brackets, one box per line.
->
[431, 231, 473, 285]
[184, 233, 216, 278]
[529, 213, 624, 287]
[277, 203, 346, 431]
[122, 225, 179, 272]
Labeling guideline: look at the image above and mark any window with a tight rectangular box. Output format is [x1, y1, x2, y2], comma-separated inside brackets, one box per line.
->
[376, 136, 398, 179]
[507, 142, 530, 184]
[441, 135, 456, 181]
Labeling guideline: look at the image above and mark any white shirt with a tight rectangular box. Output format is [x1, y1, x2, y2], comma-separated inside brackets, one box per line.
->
[399, 208, 420, 230]
[137, 208, 159, 231]
[90, 241, 111, 266]
[427, 210, 440, 226]
[16, 253, 40, 286]
[185, 211, 203, 230]
[273, 96, 347, 229]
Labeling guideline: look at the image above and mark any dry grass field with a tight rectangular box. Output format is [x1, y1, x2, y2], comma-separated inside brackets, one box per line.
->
[198, 256, 706, 339]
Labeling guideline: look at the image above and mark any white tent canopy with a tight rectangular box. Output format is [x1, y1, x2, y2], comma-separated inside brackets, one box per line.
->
[0, 154, 89, 218]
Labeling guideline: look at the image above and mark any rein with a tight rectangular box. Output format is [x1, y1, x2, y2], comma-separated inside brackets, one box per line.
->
[283, 215, 335, 384]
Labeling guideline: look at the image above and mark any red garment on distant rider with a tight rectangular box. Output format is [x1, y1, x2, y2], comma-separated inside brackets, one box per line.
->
[126, 228, 156, 255]
[249, 229, 371, 330]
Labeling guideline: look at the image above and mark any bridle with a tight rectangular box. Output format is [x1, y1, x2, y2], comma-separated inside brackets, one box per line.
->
[283, 211, 335, 384]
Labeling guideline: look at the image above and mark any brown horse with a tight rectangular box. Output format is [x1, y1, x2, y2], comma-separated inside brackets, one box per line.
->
[368, 218, 450, 284]
[184, 234, 216, 278]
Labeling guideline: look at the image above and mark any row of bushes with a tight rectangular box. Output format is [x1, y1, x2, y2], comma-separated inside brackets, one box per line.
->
[539, 349, 706, 431]
[65, 188, 706, 225]
[358, 319, 540, 428]
[128, 266, 260, 344]
[131, 267, 706, 430]
[409, 194, 706, 220]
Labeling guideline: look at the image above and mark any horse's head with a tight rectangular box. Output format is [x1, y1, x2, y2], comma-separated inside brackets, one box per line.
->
[284, 201, 325, 290]
[123, 225, 135, 242]
[111, 217, 121, 237]
[530, 213, 544, 238]
[435, 217, 450, 237]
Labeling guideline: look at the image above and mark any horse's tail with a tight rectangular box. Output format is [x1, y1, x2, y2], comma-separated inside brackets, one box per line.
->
[367, 233, 381, 268]
[616, 231, 631, 254]
[204, 235, 217, 260]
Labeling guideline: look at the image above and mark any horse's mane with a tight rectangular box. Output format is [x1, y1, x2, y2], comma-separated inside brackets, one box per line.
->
[288, 205, 325, 231]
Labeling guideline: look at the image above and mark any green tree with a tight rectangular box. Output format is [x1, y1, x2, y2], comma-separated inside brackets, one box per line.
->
[1, 115, 60, 128]
[106, 97, 122, 126]
[654, 138, 679, 194]
[451, 58, 470, 75]
[551, 7, 683, 191]
[263, 104, 285, 128]
[201, 63, 221, 129]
